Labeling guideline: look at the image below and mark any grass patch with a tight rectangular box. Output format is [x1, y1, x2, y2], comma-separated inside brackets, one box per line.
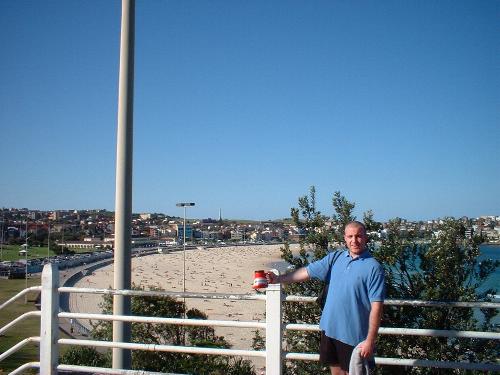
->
[0, 273, 85, 374]
[0, 277, 42, 374]
[1, 245, 54, 262]
[1, 245, 93, 262]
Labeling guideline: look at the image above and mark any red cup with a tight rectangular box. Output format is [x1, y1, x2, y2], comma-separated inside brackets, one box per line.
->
[252, 270, 268, 289]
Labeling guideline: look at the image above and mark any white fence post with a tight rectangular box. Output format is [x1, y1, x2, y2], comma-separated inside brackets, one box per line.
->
[266, 282, 283, 375]
[40, 264, 59, 374]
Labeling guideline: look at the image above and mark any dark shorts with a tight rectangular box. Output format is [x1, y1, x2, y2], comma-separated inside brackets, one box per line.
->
[319, 331, 354, 371]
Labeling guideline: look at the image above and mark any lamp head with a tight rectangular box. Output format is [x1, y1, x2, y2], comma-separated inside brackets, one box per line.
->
[176, 203, 195, 207]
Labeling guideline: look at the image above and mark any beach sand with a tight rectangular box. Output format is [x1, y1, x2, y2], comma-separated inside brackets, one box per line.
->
[69, 244, 299, 370]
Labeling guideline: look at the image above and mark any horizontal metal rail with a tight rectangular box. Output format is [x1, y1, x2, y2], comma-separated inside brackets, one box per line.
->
[378, 327, 500, 339]
[60, 286, 499, 307]
[0, 337, 40, 362]
[285, 323, 319, 332]
[0, 311, 40, 336]
[0, 286, 41, 311]
[284, 353, 500, 371]
[59, 286, 267, 301]
[284, 295, 317, 303]
[10, 361, 40, 375]
[58, 338, 267, 358]
[285, 295, 500, 309]
[59, 312, 266, 329]
[58, 364, 184, 375]
[385, 299, 500, 309]
[285, 352, 319, 361]
[285, 323, 500, 339]
[60, 286, 500, 308]
[374, 357, 500, 371]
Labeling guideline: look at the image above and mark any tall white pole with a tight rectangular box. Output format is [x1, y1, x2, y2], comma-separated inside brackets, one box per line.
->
[39, 264, 60, 374]
[113, 0, 135, 369]
[183, 206, 186, 295]
[176, 202, 194, 317]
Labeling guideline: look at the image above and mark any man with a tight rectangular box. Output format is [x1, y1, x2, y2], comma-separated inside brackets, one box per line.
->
[267, 221, 385, 375]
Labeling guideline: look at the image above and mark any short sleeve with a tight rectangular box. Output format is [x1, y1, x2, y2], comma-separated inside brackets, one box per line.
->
[368, 266, 385, 302]
[306, 252, 335, 282]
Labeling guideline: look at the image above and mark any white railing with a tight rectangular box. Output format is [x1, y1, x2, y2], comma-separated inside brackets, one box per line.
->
[1, 264, 499, 374]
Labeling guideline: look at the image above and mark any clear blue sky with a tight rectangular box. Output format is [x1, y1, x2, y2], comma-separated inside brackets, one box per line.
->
[1, 0, 498, 221]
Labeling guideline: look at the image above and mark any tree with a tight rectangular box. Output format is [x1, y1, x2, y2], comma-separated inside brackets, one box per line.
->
[279, 187, 358, 375]
[278, 189, 498, 374]
[63, 284, 255, 374]
[363, 209, 382, 233]
[330, 191, 356, 245]
[373, 218, 499, 374]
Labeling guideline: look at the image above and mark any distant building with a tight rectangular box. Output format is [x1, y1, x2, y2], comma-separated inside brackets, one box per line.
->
[201, 230, 222, 240]
[231, 230, 243, 241]
[177, 224, 193, 241]
[60, 239, 111, 250]
[201, 218, 217, 224]
[148, 226, 160, 237]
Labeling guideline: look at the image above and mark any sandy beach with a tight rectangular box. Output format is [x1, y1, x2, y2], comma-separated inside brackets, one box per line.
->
[69, 244, 299, 368]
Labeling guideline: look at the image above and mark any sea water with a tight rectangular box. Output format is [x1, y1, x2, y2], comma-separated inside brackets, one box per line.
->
[478, 244, 500, 297]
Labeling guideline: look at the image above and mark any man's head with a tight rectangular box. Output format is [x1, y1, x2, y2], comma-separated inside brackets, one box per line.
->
[344, 221, 368, 257]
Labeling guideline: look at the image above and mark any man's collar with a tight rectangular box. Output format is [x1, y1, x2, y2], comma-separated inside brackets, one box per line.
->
[344, 248, 371, 260]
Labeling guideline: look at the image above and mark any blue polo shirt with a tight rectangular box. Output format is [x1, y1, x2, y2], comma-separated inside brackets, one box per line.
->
[306, 249, 385, 347]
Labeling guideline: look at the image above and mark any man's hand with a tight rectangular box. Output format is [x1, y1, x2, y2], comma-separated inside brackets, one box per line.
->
[357, 338, 375, 358]
[265, 271, 279, 284]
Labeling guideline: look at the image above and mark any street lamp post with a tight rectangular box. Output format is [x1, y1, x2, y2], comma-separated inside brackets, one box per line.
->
[176, 202, 195, 307]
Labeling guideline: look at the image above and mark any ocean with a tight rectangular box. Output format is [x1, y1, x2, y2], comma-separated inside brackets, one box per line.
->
[478, 244, 500, 297]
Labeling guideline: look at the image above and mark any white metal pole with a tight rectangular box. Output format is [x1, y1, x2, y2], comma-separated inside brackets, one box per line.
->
[176, 202, 194, 321]
[39, 264, 59, 374]
[266, 281, 283, 374]
[183, 206, 186, 295]
[113, 0, 135, 369]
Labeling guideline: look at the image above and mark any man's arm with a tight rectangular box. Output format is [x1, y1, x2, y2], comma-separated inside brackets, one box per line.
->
[358, 301, 383, 358]
[266, 267, 310, 284]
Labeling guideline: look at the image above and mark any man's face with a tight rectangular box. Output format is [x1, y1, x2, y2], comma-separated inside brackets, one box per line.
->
[344, 225, 368, 256]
